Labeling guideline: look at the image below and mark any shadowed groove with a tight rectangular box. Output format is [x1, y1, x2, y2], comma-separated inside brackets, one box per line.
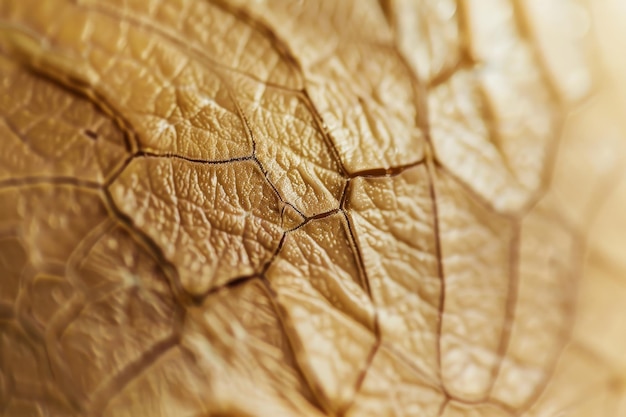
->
[337, 337, 381, 417]
[188, 232, 289, 305]
[1, 22, 268, 173]
[206, 0, 306, 89]
[287, 209, 343, 233]
[427, 52, 476, 89]
[0, 176, 102, 192]
[257, 277, 328, 415]
[437, 397, 451, 417]
[376, 0, 394, 31]
[337, 204, 383, 411]
[17, 63, 138, 154]
[340, 211, 373, 302]
[250, 157, 309, 220]
[347, 157, 426, 179]
[424, 148, 448, 395]
[385, 0, 569, 218]
[178, 6, 394, 406]
[87, 331, 183, 417]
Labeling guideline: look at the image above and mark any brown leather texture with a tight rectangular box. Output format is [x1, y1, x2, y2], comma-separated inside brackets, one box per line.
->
[0, 1, 625, 416]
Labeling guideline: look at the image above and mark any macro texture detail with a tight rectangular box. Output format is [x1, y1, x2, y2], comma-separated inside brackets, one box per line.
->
[0, 1, 623, 417]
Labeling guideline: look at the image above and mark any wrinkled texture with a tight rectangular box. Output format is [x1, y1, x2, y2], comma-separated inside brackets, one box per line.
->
[0, 0, 625, 417]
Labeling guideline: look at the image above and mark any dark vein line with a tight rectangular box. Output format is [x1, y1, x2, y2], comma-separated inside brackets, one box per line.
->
[348, 157, 426, 179]
[187, 227, 289, 305]
[103, 154, 136, 188]
[288, 209, 342, 233]
[64, 219, 117, 291]
[137, 150, 254, 165]
[250, 158, 307, 219]
[376, 0, 395, 32]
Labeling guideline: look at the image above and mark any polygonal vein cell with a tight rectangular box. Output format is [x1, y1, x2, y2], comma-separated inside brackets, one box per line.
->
[0, 186, 109, 269]
[491, 202, 578, 409]
[428, 61, 556, 214]
[386, 0, 462, 84]
[265, 214, 377, 414]
[426, 0, 558, 214]
[104, 279, 322, 417]
[0, 54, 127, 184]
[53, 225, 181, 403]
[109, 157, 286, 297]
[0, 185, 182, 412]
[1, 0, 256, 161]
[434, 168, 515, 401]
[226, 71, 345, 216]
[231, 0, 427, 173]
[346, 165, 442, 382]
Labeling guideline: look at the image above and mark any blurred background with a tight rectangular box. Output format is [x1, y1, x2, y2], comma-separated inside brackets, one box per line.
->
[549, 0, 626, 409]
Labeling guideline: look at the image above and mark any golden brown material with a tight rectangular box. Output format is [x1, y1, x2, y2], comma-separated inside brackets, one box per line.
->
[0, 0, 625, 416]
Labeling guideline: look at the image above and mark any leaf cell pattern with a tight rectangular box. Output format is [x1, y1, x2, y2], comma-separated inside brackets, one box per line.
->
[0, 1, 622, 416]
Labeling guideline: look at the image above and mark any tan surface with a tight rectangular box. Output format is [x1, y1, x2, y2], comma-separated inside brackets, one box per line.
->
[0, 1, 625, 416]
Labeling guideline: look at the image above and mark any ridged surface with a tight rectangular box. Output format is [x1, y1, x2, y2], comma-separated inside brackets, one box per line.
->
[0, 1, 625, 416]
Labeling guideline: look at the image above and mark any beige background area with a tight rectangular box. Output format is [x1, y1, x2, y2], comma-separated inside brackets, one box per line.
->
[587, 0, 626, 271]
[552, 0, 626, 392]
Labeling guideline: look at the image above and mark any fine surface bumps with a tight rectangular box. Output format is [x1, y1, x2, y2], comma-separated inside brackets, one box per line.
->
[0, 1, 624, 417]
